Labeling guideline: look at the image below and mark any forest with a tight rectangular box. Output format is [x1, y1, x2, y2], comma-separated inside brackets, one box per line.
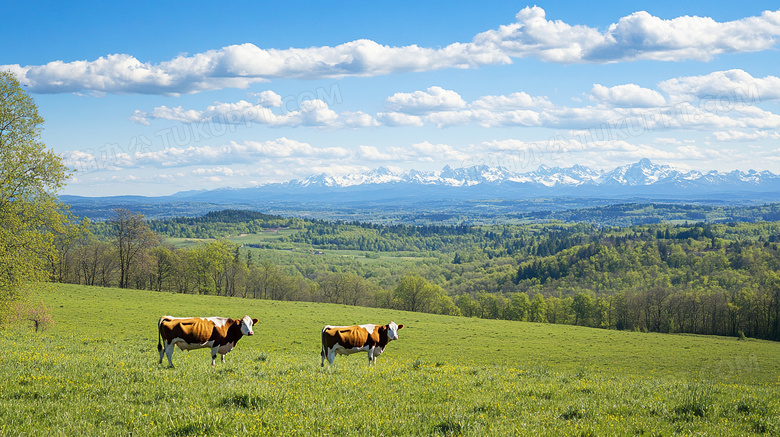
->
[53, 208, 780, 341]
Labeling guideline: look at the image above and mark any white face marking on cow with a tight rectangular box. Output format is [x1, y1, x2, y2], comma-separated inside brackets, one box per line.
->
[240, 315, 255, 336]
[387, 322, 400, 341]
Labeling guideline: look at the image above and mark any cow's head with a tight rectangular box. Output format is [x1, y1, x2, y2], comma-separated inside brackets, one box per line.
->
[387, 321, 404, 341]
[240, 315, 258, 336]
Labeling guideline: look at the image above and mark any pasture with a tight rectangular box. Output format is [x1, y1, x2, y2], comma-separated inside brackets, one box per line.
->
[1, 284, 778, 436]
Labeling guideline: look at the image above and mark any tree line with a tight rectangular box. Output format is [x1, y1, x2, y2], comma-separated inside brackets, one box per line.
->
[51, 209, 780, 340]
[54, 209, 459, 315]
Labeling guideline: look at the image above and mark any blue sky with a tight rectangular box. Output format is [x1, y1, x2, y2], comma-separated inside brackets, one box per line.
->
[3, 0, 780, 196]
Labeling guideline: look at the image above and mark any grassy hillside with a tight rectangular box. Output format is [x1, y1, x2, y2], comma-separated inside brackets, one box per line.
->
[1, 284, 778, 436]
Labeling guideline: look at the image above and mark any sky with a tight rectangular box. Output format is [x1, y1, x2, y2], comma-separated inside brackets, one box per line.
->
[2, 0, 780, 196]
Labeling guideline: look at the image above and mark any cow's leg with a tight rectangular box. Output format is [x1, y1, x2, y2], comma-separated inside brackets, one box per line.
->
[221, 354, 226, 363]
[327, 348, 336, 366]
[211, 346, 219, 366]
[165, 343, 175, 368]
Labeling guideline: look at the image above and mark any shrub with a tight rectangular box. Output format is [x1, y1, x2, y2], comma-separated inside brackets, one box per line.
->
[11, 300, 54, 332]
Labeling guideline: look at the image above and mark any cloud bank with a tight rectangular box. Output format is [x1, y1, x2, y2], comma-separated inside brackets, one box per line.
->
[130, 70, 780, 134]
[4, 7, 780, 95]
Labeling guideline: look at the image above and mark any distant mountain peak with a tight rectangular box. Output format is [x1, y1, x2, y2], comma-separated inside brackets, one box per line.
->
[170, 159, 780, 204]
[268, 159, 780, 190]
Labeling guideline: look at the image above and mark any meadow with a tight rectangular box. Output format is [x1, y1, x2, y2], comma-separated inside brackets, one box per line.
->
[1, 284, 778, 436]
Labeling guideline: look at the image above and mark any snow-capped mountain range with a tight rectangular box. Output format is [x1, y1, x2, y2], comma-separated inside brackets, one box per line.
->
[273, 158, 777, 190]
[157, 159, 780, 205]
[60, 159, 780, 221]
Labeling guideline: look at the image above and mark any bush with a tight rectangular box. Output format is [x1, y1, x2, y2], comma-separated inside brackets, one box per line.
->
[11, 300, 54, 332]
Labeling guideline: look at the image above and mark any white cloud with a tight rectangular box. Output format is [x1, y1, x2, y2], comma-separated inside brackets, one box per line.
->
[129, 105, 203, 125]
[675, 145, 707, 159]
[340, 111, 381, 128]
[237, 138, 349, 159]
[357, 145, 395, 161]
[423, 110, 482, 128]
[128, 69, 780, 133]
[130, 98, 374, 129]
[658, 69, 780, 103]
[376, 112, 424, 127]
[713, 129, 780, 141]
[4, 39, 505, 95]
[7, 8, 780, 95]
[192, 167, 241, 177]
[412, 141, 470, 161]
[590, 84, 666, 107]
[307, 164, 373, 177]
[386, 86, 467, 114]
[473, 6, 607, 63]
[474, 7, 780, 63]
[471, 92, 552, 110]
[251, 90, 283, 107]
[65, 137, 351, 169]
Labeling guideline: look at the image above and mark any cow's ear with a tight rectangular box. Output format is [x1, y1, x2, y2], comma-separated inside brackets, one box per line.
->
[398, 324, 404, 329]
[252, 318, 259, 325]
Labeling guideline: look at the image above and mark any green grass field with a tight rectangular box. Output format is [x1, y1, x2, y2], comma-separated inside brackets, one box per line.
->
[1, 284, 778, 436]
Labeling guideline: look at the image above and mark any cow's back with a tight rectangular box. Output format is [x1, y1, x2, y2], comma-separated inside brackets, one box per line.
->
[322, 324, 373, 349]
[160, 317, 215, 343]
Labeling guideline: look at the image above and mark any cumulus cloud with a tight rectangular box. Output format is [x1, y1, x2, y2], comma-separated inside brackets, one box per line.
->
[375, 111, 424, 127]
[474, 7, 780, 63]
[6, 8, 780, 95]
[713, 129, 780, 141]
[64, 137, 351, 169]
[590, 84, 666, 107]
[358, 145, 395, 161]
[4, 39, 505, 95]
[252, 90, 284, 107]
[129, 106, 202, 125]
[463, 137, 721, 173]
[386, 86, 467, 114]
[130, 97, 377, 128]
[471, 92, 552, 110]
[658, 69, 780, 103]
[340, 111, 381, 128]
[412, 141, 471, 161]
[129, 68, 780, 133]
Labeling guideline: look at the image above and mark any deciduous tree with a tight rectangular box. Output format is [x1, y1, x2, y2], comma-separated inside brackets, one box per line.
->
[111, 209, 160, 289]
[0, 71, 71, 324]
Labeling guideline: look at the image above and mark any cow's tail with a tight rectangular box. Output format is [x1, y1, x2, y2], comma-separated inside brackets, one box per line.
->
[157, 317, 164, 352]
[320, 326, 328, 364]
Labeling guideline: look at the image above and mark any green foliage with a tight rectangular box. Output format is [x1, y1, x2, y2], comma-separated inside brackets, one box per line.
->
[67, 199, 780, 226]
[394, 275, 458, 315]
[55, 209, 780, 340]
[0, 71, 71, 324]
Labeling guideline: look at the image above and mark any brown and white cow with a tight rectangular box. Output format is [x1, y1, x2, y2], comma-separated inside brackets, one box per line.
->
[157, 315, 258, 367]
[321, 322, 403, 366]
